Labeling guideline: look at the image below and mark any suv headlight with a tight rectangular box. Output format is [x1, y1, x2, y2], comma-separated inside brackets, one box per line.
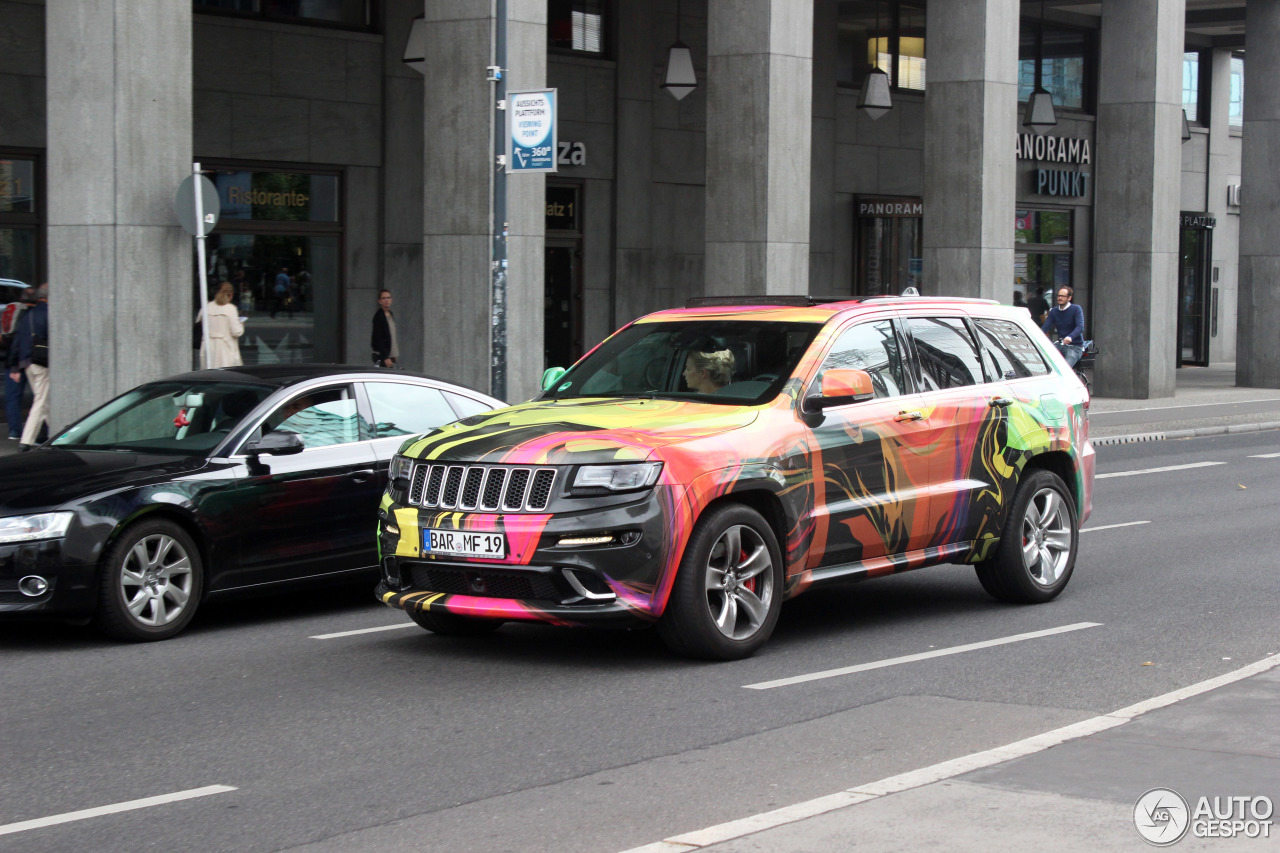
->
[0, 512, 75, 544]
[570, 462, 663, 496]
[389, 455, 414, 482]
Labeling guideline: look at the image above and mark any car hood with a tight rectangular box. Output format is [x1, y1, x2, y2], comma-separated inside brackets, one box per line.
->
[0, 448, 209, 513]
[400, 397, 761, 465]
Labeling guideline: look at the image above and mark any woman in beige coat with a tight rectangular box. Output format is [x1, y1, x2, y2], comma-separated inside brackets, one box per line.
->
[198, 281, 245, 368]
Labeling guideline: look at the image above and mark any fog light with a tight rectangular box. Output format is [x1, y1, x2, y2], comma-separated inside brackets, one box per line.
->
[18, 575, 49, 597]
[383, 559, 401, 588]
[383, 520, 400, 536]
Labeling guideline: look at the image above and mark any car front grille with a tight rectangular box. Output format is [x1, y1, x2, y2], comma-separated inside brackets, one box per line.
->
[407, 463, 558, 513]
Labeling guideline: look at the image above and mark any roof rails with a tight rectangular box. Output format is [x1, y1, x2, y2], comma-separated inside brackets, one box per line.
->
[685, 295, 866, 308]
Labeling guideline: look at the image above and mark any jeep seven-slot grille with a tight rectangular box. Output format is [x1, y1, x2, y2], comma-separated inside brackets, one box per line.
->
[406, 464, 558, 512]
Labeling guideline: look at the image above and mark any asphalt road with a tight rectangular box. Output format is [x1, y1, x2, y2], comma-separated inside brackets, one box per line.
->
[2, 431, 1279, 853]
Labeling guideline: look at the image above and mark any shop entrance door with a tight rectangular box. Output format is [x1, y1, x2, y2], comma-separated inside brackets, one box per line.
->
[544, 240, 582, 370]
[1178, 215, 1213, 367]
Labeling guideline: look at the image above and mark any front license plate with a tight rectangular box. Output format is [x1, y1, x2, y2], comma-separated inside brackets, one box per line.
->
[422, 528, 506, 559]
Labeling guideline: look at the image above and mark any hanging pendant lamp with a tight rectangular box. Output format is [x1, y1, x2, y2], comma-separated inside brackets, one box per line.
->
[1023, 1, 1057, 134]
[858, 3, 893, 119]
[662, 0, 697, 100]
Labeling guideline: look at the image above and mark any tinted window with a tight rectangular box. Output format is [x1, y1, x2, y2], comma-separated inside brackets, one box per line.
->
[820, 320, 908, 398]
[366, 382, 458, 438]
[259, 386, 365, 449]
[907, 317, 984, 390]
[973, 318, 1050, 380]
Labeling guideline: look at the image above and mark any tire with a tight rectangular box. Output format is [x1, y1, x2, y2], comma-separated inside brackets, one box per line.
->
[975, 469, 1078, 603]
[658, 504, 784, 660]
[94, 519, 203, 641]
[408, 606, 503, 636]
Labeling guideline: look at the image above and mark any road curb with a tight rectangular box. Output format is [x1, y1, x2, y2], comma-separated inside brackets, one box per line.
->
[1091, 420, 1280, 447]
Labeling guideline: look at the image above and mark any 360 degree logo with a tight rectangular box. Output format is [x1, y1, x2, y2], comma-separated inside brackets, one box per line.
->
[1134, 788, 1191, 846]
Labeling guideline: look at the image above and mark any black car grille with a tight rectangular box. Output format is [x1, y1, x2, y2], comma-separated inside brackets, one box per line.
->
[409, 564, 562, 602]
[407, 464, 558, 513]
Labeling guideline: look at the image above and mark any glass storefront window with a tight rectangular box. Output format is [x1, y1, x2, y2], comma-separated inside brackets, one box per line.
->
[211, 171, 339, 223]
[549, 0, 604, 55]
[0, 155, 39, 288]
[1183, 51, 1200, 123]
[856, 213, 922, 296]
[0, 228, 36, 286]
[1018, 23, 1091, 111]
[1015, 210, 1070, 246]
[1015, 209, 1073, 314]
[0, 160, 35, 214]
[836, 1, 926, 91]
[193, 0, 371, 29]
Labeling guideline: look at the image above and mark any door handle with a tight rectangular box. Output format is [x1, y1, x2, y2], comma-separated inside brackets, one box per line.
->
[894, 410, 924, 422]
[349, 469, 375, 484]
[988, 397, 1014, 408]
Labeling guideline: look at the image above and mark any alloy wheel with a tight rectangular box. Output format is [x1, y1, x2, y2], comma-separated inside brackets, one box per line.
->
[119, 533, 195, 628]
[704, 524, 775, 640]
[1021, 487, 1072, 586]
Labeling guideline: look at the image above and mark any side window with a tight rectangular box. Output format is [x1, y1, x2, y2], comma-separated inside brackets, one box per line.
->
[256, 386, 366, 450]
[906, 317, 984, 390]
[365, 382, 458, 438]
[819, 320, 908, 398]
[445, 392, 494, 419]
[973, 318, 1050, 380]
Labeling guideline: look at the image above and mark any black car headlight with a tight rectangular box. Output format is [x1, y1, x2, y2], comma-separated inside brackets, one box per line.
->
[570, 462, 663, 496]
[0, 512, 74, 544]
[389, 455, 414, 482]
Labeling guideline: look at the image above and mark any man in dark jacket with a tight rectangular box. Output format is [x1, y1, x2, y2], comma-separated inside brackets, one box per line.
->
[3, 286, 34, 439]
[1042, 285, 1085, 367]
[371, 289, 398, 368]
[7, 283, 49, 450]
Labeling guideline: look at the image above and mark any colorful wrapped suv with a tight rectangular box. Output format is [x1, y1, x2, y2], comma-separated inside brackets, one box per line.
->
[376, 295, 1094, 659]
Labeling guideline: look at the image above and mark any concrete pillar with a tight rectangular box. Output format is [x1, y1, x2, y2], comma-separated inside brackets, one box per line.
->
[1092, 0, 1184, 398]
[504, 0, 547, 403]
[422, 1, 544, 403]
[922, 0, 1017, 302]
[704, 0, 812, 296]
[46, 0, 192, 427]
[613, 0, 655, 326]
[1237, 0, 1280, 388]
[1206, 48, 1237, 365]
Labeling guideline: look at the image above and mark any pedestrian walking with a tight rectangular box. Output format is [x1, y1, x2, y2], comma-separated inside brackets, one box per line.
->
[2, 286, 34, 440]
[271, 266, 293, 319]
[1012, 290, 1033, 317]
[8, 283, 49, 451]
[198, 281, 246, 368]
[371, 289, 398, 368]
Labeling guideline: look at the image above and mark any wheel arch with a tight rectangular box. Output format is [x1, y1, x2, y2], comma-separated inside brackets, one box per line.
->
[99, 507, 210, 598]
[1021, 450, 1080, 512]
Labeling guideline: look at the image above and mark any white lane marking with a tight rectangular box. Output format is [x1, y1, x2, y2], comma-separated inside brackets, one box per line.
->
[0, 785, 237, 837]
[743, 622, 1102, 690]
[311, 623, 418, 640]
[1248, 452, 1280, 458]
[621, 654, 1280, 853]
[1081, 521, 1150, 533]
[1095, 461, 1224, 479]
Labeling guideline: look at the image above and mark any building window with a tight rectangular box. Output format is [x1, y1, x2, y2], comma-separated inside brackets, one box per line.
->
[1018, 21, 1093, 111]
[193, 0, 373, 30]
[1230, 55, 1244, 129]
[837, 1, 926, 91]
[1015, 209, 1074, 318]
[1182, 51, 1201, 123]
[197, 166, 343, 366]
[0, 154, 41, 290]
[549, 0, 605, 55]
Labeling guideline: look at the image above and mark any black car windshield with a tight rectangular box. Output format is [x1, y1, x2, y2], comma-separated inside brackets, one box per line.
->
[545, 320, 822, 404]
[51, 381, 274, 455]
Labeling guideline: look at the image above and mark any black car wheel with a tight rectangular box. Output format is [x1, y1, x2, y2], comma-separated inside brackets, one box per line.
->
[94, 519, 203, 641]
[975, 469, 1078, 603]
[658, 503, 783, 660]
[408, 606, 504, 636]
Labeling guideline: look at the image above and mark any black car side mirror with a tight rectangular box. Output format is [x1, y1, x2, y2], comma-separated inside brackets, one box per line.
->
[245, 431, 305, 458]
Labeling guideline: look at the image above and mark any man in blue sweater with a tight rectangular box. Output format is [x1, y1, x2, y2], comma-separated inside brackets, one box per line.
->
[1042, 285, 1085, 367]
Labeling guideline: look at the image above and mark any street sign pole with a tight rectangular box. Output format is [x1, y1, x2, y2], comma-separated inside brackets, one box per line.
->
[192, 162, 213, 369]
[490, 0, 508, 401]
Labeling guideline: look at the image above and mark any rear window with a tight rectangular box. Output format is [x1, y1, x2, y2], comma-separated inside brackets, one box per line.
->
[973, 318, 1050, 379]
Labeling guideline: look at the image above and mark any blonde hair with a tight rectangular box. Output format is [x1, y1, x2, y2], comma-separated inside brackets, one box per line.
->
[688, 348, 735, 388]
[215, 281, 235, 304]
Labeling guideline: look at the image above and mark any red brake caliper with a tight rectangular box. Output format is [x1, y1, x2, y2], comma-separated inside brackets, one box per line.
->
[741, 548, 756, 593]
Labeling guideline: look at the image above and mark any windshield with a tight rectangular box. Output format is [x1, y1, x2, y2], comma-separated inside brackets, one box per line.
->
[546, 319, 822, 404]
[51, 381, 274, 456]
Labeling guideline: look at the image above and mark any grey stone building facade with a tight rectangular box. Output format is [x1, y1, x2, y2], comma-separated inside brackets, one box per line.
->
[0, 0, 1272, 429]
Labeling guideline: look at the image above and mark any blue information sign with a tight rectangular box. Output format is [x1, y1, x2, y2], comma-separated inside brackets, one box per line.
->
[507, 89, 558, 173]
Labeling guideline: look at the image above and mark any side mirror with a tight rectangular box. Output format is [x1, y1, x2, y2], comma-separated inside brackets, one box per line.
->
[541, 366, 567, 391]
[245, 431, 305, 458]
[804, 368, 876, 411]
